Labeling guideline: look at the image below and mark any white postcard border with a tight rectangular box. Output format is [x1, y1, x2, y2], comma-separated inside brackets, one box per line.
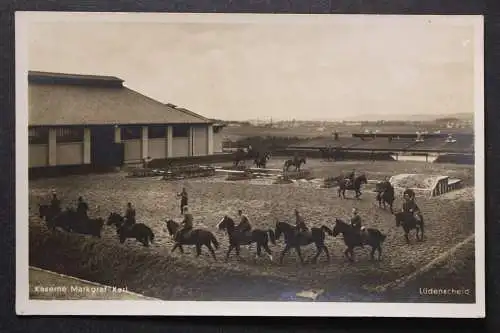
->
[15, 12, 485, 318]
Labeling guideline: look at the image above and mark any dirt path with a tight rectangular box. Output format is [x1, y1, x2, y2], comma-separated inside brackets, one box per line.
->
[28, 160, 476, 301]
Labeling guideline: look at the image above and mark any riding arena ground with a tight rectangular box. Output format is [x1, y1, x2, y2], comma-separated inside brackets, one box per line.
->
[28, 158, 476, 302]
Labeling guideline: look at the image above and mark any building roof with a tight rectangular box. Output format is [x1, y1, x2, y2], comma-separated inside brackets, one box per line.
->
[28, 71, 213, 126]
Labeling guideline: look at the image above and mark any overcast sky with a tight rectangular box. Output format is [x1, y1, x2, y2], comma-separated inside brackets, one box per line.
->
[26, 14, 480, 121]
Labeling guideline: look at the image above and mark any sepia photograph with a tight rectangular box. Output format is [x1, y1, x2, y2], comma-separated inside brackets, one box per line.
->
[16, 12, 484, 317]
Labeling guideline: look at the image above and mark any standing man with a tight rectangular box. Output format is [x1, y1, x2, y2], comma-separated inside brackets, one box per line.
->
[177, 187, 188, 215]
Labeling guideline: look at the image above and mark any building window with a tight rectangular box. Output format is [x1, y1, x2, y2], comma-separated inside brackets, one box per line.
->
[121, 126, 142, 140]
[55, 127, 84, 143]
[148, 125, 167, 139]
[29, 127, 49, 144]
[172, 124, 190, 138]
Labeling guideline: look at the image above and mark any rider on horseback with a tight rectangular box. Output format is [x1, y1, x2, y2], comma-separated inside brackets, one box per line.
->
[125, 202, 136, 226]
[76, 196, 89, 219]
[50, 192, 61, 213]
[402, 189, 422, 222]
[176, 205, 193, 241]
[237, 209, 252, 234]
[345, 169, 355, 187]
[350, 208, 364, 237]
[294, 209, 308, 234]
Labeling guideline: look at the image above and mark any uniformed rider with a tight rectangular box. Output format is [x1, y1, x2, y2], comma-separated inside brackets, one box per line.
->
[402, 189, 422, 222]
[236, 209, 252, 233]
[350, 208, 363, 234]
[50, 192, 61, 213]
[76, 196, 89, 219]
[294, 209, 308, 233]
[177, 206, 193, 241]
[125, 202, 136, 226]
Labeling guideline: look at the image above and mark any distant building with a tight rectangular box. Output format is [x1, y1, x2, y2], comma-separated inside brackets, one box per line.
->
[28, 71, 220, 168]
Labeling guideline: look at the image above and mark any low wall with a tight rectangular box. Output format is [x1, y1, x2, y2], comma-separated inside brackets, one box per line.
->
[28, 164, 118, 180]
[434, 154, 474, 165]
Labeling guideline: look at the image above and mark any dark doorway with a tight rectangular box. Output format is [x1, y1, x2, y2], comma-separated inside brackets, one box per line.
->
[91, 126, 124, 167]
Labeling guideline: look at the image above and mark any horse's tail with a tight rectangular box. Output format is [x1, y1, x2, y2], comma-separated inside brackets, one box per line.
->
[210, 233, 219, 249]
[321, 225, 334, 236]
[149, 228, 155, 243]
[268, 229, 276, 245]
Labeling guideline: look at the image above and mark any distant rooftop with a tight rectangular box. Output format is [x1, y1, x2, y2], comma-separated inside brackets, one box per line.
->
[28, 70, 124, 88]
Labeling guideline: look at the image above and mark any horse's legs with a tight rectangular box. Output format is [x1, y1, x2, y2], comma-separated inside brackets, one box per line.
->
[235, 245, 241, 257]
[171, 243, 179, 253]
[377, 244, 382, 261]
[323, 245, 331, 262]
[279, 245, 290, 264]
[419, 223, 425, 241]
[262, 243, 273, 261]
[178, 245, 185, 254]
[349, 247, 355, 262]
[404, 231, 410, 244]
[343, 247, 349, 259]
[225, 244, 234, 261]
[311, 244, 322, 263]
[255, 244, 262, 259]
[370, 246, 376, 260]
[206, 243, 217, 260]
[295, 246, 305, 265]
[195, 244, 202, 257]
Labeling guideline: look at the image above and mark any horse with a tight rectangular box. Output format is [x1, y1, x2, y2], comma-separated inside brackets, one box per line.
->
[274, 221, 332, 265]
[283, 157, 306, 172]
[165, 219, 219, 260]
[254, 152, 271, 168]
[72, 216, 105, 238]
[394, 211, 425, 244]
[45, 208, 78, 232]
[38, 204, 60, 223]
[216, 216, 276, 261]
[106, 212, 155, 247]
[375, 181, 395, 213]
[332, 218, 386, 262]
[334, 174, 368, 199]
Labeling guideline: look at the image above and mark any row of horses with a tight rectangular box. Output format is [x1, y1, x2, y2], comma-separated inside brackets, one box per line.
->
[38, 199, 424, 264]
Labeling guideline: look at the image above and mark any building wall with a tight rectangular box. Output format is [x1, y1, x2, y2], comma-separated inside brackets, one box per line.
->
[192, 126, 208, 156]
[29, 123, 215, 168]
[172, 137, 189, 157]
[29, 144, 48, 167]
[148, 138, 168, 159]
[123, 139, 142, 162]
[56, 142, 84, 165]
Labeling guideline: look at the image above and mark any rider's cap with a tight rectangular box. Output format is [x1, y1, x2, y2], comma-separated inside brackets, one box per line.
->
[352, 208, 358, 213]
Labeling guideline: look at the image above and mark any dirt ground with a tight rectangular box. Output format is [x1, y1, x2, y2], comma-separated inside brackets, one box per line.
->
[28, 159, 476, 301]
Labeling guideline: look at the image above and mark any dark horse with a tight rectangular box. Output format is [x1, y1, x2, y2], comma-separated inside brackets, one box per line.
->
[233, 147, 258, 168]
[38, 204, 59, 222]
[274, 221, 332, 264]
[217, 216, 276, 261]
[165, 219, 219, 260]
[254, 152, 272, 168]
[334, 174, 368, 199]
[283, 157, 306, 172]
[107, 212, 155, 247]
[332, 218, 386, 262]
[41, 206, 77, 232]
[394, 211, 425, 244]
[375, 181, 395, 213]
